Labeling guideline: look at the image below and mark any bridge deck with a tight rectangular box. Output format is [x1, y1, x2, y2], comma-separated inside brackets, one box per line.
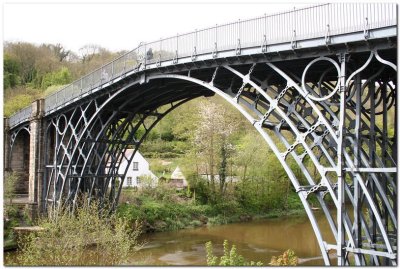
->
[7, 3, 397, 129]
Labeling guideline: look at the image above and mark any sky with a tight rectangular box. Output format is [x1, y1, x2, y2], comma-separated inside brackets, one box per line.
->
[3, 1, 313, 53]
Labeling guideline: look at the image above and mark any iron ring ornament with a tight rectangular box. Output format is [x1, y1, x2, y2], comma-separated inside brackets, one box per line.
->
[301, 56, 341, 102]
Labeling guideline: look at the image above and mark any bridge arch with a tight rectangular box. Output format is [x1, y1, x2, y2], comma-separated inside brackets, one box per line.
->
[42, 50, 396, 265]
[8, 125, 31, 195]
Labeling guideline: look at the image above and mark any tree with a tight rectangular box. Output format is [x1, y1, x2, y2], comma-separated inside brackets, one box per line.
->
[194, 101, 237, 198]
[50, 43, 70, 62]
[41, 67, 72, 89]
[4, 41, 64, 89]
[79, 44, 101, 63]
[3, 54, 21, 89]
[4, 42, 37, 84]
[235, 132, 265, 182]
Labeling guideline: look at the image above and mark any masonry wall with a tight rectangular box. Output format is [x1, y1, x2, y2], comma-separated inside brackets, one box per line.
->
[28, 99, 45, 209]
[9, 131, 30, 194]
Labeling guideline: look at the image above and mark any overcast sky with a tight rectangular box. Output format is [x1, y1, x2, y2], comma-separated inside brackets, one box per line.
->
[3, 1, 313, 53]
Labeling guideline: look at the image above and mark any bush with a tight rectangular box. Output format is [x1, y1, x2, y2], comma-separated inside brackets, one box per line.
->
[207, 215, 230, 226]
[189, 219, 202, 227]
[205, 240, 263, 266]
[4, 205, 19, 243]
[4, 94, 34, 117]
[42, 84, 65, 97]
[206, 241, 298, 266]
[40, 67, 72, 89]
[117, 192, 213, 232]
[4, 171, 18, 204]
[269, 249, 298, 266]
[4, 172, 21, 245]
[14, 200, 142, 266]
[212, 198, 243, 216]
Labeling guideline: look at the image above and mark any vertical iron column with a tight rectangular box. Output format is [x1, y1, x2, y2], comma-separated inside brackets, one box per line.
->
[353, 73, 363, 264]
[368, 80, 377, 265]
[337, 53, 347, 265]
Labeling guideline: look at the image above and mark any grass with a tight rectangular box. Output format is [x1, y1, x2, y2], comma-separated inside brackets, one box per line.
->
[147, 158, 178, 178]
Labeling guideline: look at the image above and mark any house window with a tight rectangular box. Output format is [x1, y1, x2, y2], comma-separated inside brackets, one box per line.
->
[132, 162, 139, 171]
[136, 177, 141, 185]
[127, 177, 132, 186]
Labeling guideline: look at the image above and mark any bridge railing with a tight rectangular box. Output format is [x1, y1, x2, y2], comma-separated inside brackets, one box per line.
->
[8, 106, 32, 128]
[8, 3, 396, 128]
[142, 3, 396, 63]
[44, 49, 140, 112]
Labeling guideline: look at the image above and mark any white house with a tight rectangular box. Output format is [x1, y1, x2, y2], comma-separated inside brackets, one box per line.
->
[108, 149, 158, 188]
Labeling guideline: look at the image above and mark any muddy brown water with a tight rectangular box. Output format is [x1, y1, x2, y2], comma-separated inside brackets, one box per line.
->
[5, 211, 335, 266]
[130, 211, 334, 266]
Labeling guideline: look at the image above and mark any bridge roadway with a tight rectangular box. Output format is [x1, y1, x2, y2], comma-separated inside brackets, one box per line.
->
[4, 3, 397, 266]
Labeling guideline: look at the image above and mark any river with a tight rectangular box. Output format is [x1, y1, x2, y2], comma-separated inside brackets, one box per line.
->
[5, 211, 334, 266]
[128, 211, 334, 266]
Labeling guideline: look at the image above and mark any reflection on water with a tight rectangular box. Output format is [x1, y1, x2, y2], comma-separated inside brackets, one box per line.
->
[129, 211, 334, 266]
[5, 211, 335, 266]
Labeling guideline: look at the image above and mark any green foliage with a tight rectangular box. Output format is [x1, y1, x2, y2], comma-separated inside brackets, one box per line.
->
[4, 42, 38, 85]
[205, 240, 263, 266]
[4, 205, 19, 244]
[137, 174, 157, 189]
[206, 241, 298, 266]
[40, 67, 72, 89]
[4, 94, 35, 117]
[3, 171, 30, 251]
[4, 53, 21, 89]
[117, 194, 210, 232]
[14, 200, 142, 266]
[269, 249, 298, 266]
[141, 140, 184, 159]
[42, 84, 65, 97]
[185, 174, 212, 204]
[4, 171, 18, 204]
[3, 41, 123, 116]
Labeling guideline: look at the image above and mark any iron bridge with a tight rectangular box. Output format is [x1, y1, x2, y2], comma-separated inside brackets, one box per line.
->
[5, 3, 397, 266]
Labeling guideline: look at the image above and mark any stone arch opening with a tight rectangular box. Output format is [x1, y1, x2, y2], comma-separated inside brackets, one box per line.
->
[9, 127, 31, 195]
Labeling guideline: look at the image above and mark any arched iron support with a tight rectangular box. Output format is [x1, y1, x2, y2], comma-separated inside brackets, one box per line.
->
[147, 73, 332, 265]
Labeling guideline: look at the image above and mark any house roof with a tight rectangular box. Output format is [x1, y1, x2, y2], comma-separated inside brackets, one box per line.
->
[106, 149, 143, 165]
[121, 148, 140, 161]
[171, 166, 185, 180]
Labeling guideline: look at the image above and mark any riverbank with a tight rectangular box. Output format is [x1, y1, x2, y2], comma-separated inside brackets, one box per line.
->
[4, 195, 305, 254]
[117, 188, 306, 233]
[5, 211, 328, 266]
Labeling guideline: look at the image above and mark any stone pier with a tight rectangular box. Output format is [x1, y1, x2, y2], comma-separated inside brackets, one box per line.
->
[28, 99, 46, 215]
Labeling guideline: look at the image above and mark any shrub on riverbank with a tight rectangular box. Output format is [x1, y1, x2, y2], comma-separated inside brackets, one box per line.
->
[117, 186, 304, 233]
[269, 249, 299, 266]
[205, 240, 298, 266]
[206, 240, 263, 266]
[117, 196, 210, 232]
[11, 201, 142, 266]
